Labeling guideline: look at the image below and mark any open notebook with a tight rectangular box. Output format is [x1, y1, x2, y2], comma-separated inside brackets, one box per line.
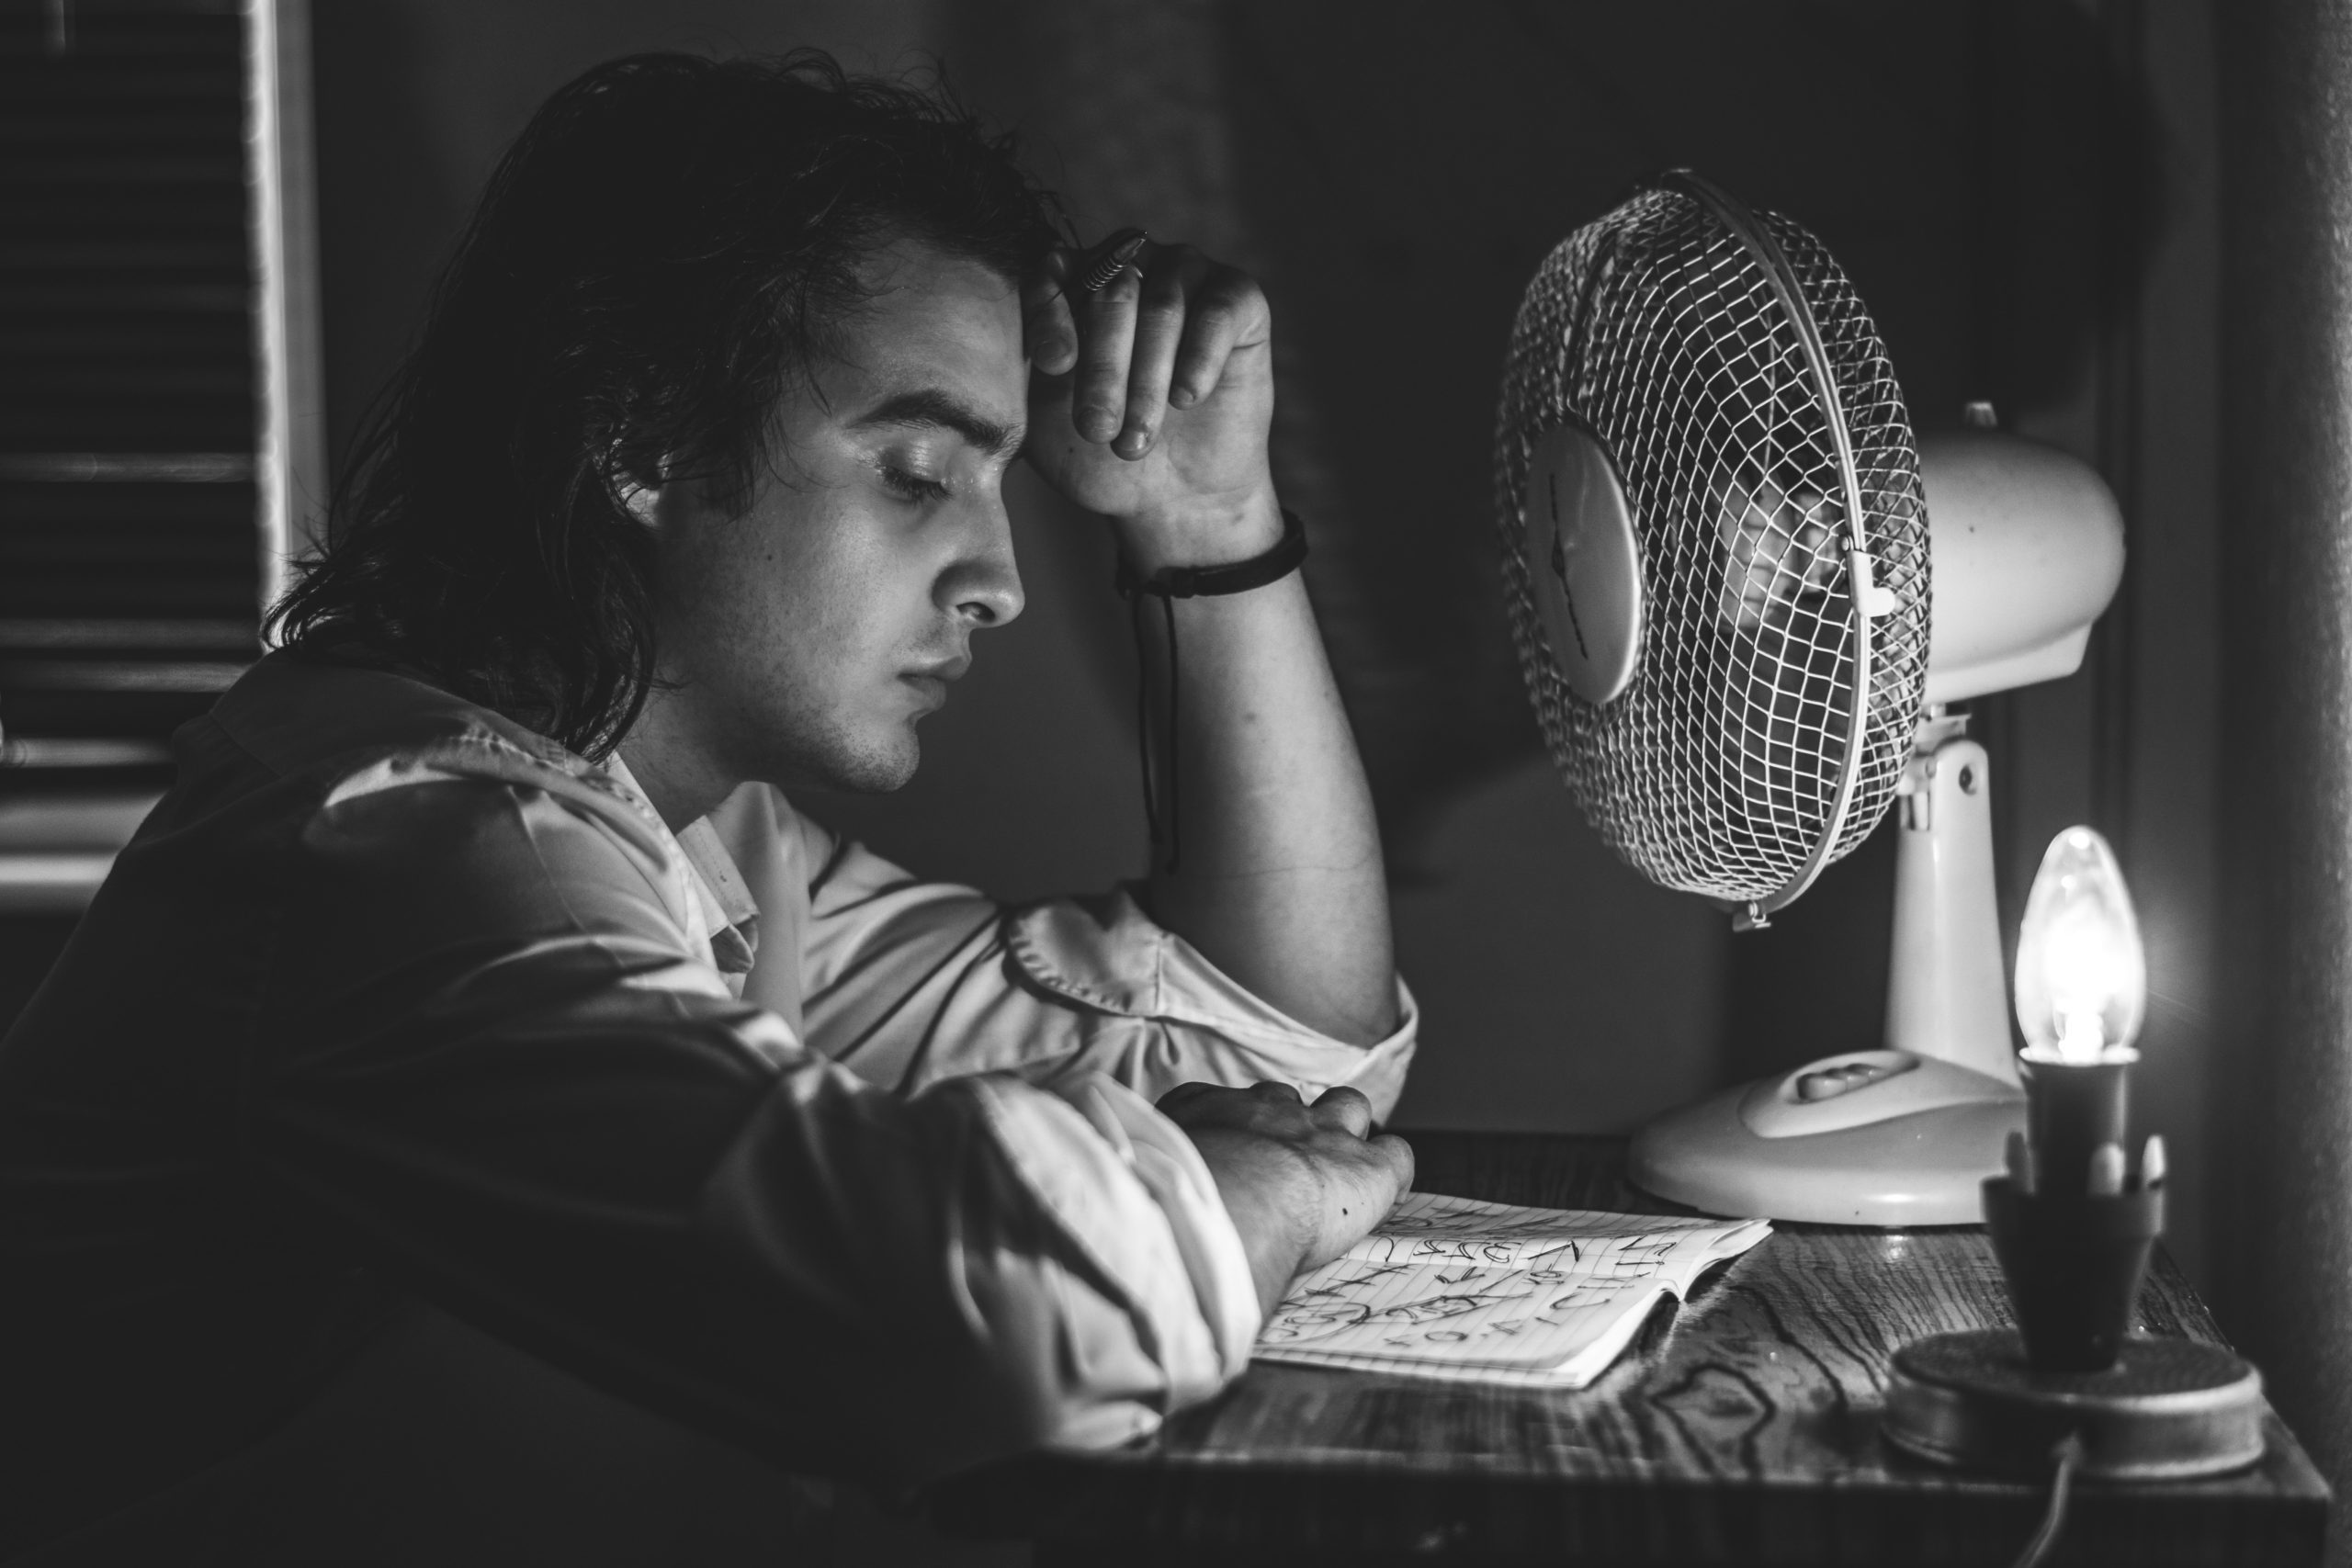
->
[1252, 1192, 1771, 1388]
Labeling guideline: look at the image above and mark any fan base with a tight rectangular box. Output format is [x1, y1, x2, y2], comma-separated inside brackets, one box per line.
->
[1629, 1064, 2023, 1225]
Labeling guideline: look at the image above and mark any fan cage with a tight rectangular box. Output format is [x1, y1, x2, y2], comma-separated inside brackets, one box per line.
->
[1494, 181, 1931, 911]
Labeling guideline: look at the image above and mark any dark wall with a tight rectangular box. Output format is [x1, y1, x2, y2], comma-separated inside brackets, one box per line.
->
[0, 916, 75, 1038]
[2212, 0, 2352, 1517]
[306, 1, 2221, 1278]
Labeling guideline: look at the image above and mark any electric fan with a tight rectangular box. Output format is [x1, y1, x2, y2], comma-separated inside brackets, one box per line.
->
[1497, 172, 2123, 1225]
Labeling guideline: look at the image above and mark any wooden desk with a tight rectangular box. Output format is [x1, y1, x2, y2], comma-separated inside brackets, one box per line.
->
[930, 1133, 2330, 1566]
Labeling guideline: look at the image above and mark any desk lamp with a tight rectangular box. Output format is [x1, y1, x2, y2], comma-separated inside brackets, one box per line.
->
[1882, 828, 2263, 1522]
[1496, 172, 2121, 1224]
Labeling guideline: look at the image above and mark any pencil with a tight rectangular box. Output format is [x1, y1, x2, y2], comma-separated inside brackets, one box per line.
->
[1076, 228, 1152, 296]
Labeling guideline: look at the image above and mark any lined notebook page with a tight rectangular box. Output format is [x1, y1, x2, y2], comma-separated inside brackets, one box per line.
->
[1252, 1192, 1770, 1388]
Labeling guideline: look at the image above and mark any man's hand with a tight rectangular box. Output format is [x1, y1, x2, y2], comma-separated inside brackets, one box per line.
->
[1022, 241, 1278, 567]
[1159, 1082, 1414, 1316]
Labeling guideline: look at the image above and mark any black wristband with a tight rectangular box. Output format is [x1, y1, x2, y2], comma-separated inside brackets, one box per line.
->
[1114, 506, 1308, 600]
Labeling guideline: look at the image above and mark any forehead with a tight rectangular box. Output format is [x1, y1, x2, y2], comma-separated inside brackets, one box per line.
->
[820, 238, 1026, 430]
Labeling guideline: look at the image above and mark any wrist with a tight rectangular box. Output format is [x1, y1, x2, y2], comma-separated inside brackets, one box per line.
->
[1114, 484, 1283, 576]
[1187, 1127, 1316, 1315]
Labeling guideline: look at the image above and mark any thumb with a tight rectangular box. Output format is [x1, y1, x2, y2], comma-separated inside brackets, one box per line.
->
[1366, 1133, 1416, 1200]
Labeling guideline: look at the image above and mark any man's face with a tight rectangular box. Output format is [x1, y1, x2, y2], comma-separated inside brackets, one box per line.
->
[648, 236, 1028, 795]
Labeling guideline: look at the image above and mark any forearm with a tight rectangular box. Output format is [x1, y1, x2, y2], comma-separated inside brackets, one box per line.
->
[1025, 235, 1397, 1045]
[272, 781, 1257, 1476]
[1121, 493, 1397, 1047]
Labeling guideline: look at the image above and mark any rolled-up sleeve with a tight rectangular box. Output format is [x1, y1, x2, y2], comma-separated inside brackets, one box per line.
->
[243, 754, 1260, 1484]
[793, 810, 1419, 1117]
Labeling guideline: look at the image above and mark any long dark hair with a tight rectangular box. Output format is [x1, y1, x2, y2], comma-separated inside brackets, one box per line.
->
[270, 51, 1065, 759]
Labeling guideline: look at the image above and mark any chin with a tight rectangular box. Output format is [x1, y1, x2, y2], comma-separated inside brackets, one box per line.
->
[833, 751, 919, 794]
[747, 699, 925, 795]
[800, 725, 922, 795]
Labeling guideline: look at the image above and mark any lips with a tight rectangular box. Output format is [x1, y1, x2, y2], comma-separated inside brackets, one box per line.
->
[899, 656, 968, 711]
[909, 656, 972, 684]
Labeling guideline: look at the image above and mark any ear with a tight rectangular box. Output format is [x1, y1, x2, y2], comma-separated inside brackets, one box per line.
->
[614, 452, 670, 530]
[618, 479, 662, 529]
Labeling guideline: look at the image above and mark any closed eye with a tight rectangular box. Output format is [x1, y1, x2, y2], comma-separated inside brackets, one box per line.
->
[879, 462, 950, 504]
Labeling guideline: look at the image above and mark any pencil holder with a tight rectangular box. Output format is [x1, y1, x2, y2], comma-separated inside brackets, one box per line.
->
[1981, 1177, 2163, 1374]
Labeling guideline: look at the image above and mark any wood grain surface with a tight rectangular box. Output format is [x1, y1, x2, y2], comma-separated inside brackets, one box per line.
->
[927, 1134, 2330, 1566]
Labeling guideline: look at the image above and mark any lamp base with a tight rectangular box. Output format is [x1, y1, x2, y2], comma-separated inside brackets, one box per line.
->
[1884, 1329, 2265, 1480]
[1629, 1054, 2022, 1224]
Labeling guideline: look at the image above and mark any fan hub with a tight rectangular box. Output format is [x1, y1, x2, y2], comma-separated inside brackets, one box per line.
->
[1521, 419, 1643, 705]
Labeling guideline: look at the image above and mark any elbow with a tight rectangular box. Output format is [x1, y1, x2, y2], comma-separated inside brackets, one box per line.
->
[865, 1323, 1201, 1483]
[917, 1236, 1238, 1472]
[954, 1290, 1223, 1461]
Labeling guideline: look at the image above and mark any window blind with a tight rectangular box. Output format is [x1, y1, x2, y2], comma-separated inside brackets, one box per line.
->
[1, 0, 278, 786]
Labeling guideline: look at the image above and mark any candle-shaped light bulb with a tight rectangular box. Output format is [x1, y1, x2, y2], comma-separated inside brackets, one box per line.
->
[2015, 827, 2145, 1065]
[1991, 831, 2166, 1375]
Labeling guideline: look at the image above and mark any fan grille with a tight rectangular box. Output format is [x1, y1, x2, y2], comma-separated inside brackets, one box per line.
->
[1495, 185, 1930, 908]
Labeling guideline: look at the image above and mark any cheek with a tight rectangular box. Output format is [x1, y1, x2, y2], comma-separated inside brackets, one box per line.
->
[674, 498, 904, 697]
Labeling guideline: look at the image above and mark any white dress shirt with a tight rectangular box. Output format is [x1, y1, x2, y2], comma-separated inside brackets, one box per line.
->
[0, 651, 1416, 1555]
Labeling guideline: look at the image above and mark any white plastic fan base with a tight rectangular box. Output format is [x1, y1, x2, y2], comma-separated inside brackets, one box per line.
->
[1630, 710, 2033, 1227]
[1628, 1060, 2024, 1226]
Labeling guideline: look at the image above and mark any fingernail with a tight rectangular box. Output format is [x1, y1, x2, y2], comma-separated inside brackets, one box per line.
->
[1169, 386, 1198, 409]
[1115, 430, 1152, 459]
[1080, 409, 1119, 442]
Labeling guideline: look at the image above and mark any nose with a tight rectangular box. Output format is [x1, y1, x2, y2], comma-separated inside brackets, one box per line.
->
[941, 492, 1025, 628]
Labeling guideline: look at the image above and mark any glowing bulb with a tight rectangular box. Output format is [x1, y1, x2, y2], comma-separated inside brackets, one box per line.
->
[2014, 826, 2145, 1065]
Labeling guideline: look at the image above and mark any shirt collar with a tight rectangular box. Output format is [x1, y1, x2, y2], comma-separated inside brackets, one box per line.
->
[601, 754, 762, 975]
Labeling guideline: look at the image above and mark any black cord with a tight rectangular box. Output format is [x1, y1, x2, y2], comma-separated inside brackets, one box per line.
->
[2010, 1432, 2084, 1568]
[1162, 591, 1180, 868]
[1125, 590, 1177, 868]
[1115, 507, 1310, 875]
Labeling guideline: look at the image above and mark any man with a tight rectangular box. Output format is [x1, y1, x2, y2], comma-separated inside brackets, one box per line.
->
[0, 51, 1415, 1561]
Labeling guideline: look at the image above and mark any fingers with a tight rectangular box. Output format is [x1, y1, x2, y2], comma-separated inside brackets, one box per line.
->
[1168, 268, 1255, 413]
[1115, 252, 1189, 459]
[1048, 237, 1266, 460]
[1158, 1080, 1381, 1147]
[1072, 259, 1140, 446]
[1156, 1080, 1219, 1114]
[1367, 1132, 1417, 1195]
[1310, 1085, 1374, 1139]
[1023, 250, 1080, 378]
[1157, 1079, 1302, 1134]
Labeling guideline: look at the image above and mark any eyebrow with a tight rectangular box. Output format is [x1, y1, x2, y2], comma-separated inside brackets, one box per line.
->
[849, 388, 1024, 458]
